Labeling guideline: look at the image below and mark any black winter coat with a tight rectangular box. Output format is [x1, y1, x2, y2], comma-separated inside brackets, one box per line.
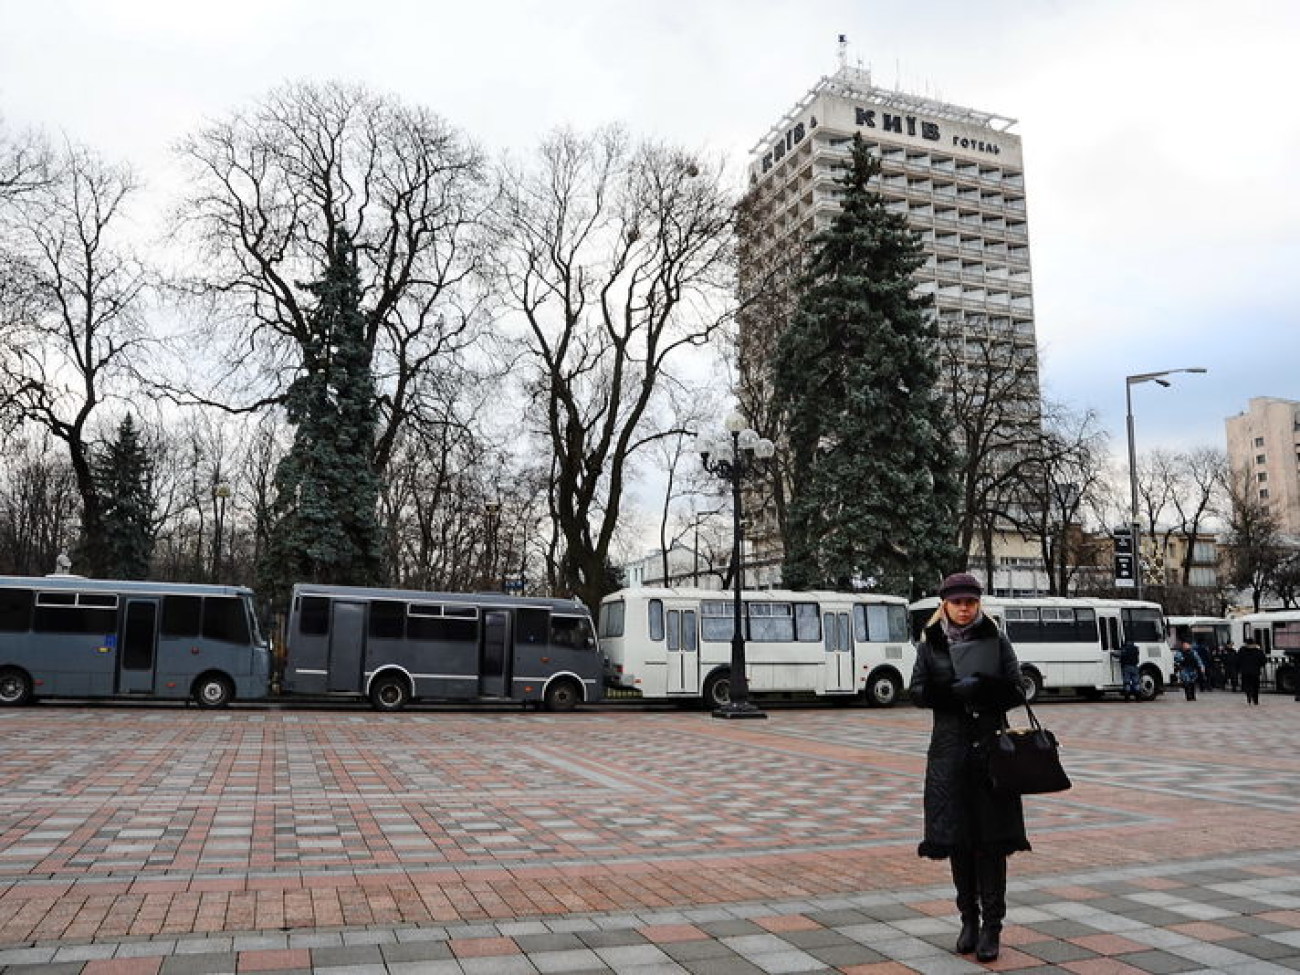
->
[910, 613, 1032, 860]
[1237, 643, 1267, 677]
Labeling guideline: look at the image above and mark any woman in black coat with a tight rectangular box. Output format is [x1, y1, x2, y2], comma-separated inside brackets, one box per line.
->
[910, 572, 1029, 962]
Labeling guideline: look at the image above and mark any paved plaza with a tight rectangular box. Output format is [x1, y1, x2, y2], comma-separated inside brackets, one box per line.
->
[2, 691, 1300, 973]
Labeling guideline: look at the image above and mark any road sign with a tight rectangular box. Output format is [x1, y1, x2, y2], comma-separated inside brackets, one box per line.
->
[1113, 530, 1135, 588]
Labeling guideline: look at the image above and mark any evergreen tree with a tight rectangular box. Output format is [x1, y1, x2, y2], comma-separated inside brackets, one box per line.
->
[85, 415, 156, 579]
[259, 228, 382, 605]
[772, 135, 958, 596]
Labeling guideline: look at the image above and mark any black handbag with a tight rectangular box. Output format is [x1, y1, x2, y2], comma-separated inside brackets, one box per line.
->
[984, 699, 1072, 795]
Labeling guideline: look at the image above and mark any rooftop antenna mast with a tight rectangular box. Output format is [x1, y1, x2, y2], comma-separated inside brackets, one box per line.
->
[837, 33, 848, 71]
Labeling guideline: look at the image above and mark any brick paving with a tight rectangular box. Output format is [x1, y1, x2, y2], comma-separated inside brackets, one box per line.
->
[1, 691, 1299, 971]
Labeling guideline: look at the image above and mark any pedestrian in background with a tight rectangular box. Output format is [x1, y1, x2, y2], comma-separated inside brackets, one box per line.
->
[911, 572, 1028, 963]
[1220, 641, 1239, 692]
[1237, 638, 1266, 706]
[1195, 642, 1213, 692]
[1175, 640, 1200, 701]
[1111, 637, 1141, 701]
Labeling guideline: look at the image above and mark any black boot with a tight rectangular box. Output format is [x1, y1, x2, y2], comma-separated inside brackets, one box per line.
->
[975, 854, 1007, 962]
[951, 851, 979, 954]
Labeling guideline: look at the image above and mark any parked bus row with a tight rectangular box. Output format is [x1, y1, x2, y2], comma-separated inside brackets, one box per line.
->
[909, 596, 1171, 702]
[599, 590, 1171, 707]
[0, 575, 602, 712]
[1167, 611, 1300, 694]
[0, 572, 1196, 711]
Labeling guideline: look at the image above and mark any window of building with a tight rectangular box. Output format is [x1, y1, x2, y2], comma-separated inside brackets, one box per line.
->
[1255, 437, 1265, 447]
[1258, 472, 1268, 482]
[1260, 489, 1270, 500]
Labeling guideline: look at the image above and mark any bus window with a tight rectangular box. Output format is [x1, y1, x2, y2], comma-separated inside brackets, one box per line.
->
[1122, 608, 1163, 643]
[34, 592, 117, 634]
[517, 608, 549, 645]
[162, 595, 202, 638]
[857, 603, 910, 643]
[551, 614, 594, 650]
[298, 596, 330, 635]
[0, 588, 32, 631]
[407, 612, 477, 643]
[701, 600, 735, 641]
[203, 597, 252, 644]
[648, 599, 665, 641]
[795, 603, 820, 641]
[748, 602, 794, 642]
[598, 600, 625, 639]
[367, 600, 405, 640]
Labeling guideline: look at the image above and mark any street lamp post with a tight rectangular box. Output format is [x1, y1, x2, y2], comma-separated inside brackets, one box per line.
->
[698, 412, 775, 720]
[1124, 368, 1207, 599]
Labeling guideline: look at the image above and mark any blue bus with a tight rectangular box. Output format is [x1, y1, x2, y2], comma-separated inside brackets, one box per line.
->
[283, 584, 604, 711]
[0, 575, 271, 707]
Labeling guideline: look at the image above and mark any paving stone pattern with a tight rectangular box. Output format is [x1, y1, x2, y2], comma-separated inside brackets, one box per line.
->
[1, 692, 1299, 972]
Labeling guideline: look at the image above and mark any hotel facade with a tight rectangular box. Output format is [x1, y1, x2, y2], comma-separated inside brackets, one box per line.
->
[736, 65, 1043, 592]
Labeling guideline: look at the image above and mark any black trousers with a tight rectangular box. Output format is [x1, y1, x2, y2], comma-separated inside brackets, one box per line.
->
[1242, 673, 1261, 704]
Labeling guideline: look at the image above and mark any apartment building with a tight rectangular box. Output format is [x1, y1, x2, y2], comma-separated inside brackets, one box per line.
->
[1226, 397, 1300, 535]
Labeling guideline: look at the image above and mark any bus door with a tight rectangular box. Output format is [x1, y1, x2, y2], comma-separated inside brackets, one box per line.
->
[480, 610, 510, 697]
[118, 600, 159, 694]
[824, 611, 854, 692]
[328, 601, 366, 692]
[1101, 614, 1121, 683]
[666, 608, 699, 694]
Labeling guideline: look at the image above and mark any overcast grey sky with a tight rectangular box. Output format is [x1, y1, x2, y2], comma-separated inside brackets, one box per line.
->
[2, 0, 1296, 463]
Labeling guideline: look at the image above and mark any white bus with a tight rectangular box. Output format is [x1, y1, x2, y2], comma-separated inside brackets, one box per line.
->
[0, 574, 270, 707]
[283, 584, 604, 711]
[1226, 611, 1300, 695]
[598, 588, 915, 708]
[1165, 616, 1232, 651]
[909, 595, 1170, 703]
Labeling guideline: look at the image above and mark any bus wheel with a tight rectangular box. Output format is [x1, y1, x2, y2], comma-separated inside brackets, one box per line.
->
[1137, 668, 1161, 701]
[0, 668, 33, 706]
[369, 674, 410, 712]
[703, 671, 731, 709]
[864, 671, 902, 708]
[544, 679, 581, 713]
[194, 675, 233, 709]
[1278, 667, 1298, 696]
[1020, 667, 1043, 705]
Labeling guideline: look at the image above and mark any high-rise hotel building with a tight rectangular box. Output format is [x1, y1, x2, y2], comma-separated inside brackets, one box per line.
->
[736, 65, 1042, 586]
[740, 63, 1039, 390]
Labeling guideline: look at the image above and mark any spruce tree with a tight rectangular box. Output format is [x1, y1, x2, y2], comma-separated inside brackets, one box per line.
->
[259, 228, 382, 605]
[772, 135, 958, 595]
[86, 415, 156, 579]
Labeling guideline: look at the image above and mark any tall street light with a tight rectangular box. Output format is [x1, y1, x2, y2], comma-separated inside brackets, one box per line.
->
[698, 412, 774, 720]
[1125, 367, 1207, 599]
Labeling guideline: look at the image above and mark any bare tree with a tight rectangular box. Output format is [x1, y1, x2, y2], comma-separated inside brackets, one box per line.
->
[0, 140, 151, 574]
[1167, 447, 1227, 586]
[938, 319, 1045, 579]
[490, 127, 736, 611]
[0, 432, 79, 574]
[170, 81, 492, 480]
[1221, 466, 1286, 612]
[1016, 407, 1109, 595]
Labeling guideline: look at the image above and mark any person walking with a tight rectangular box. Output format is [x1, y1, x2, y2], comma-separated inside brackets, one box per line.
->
[911, 572, 1028, 963]
[1174, 640, 1201, 700]
[1111, 638, 1142, 701]
[1220, 641, 1239, 692]
[1237, 638, 1267, 705]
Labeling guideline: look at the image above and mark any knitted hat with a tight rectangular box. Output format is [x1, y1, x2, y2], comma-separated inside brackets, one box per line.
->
[938, 572, 983, 599]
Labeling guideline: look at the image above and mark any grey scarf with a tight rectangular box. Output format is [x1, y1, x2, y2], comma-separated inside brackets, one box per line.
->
[943, 612, 986, 645]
